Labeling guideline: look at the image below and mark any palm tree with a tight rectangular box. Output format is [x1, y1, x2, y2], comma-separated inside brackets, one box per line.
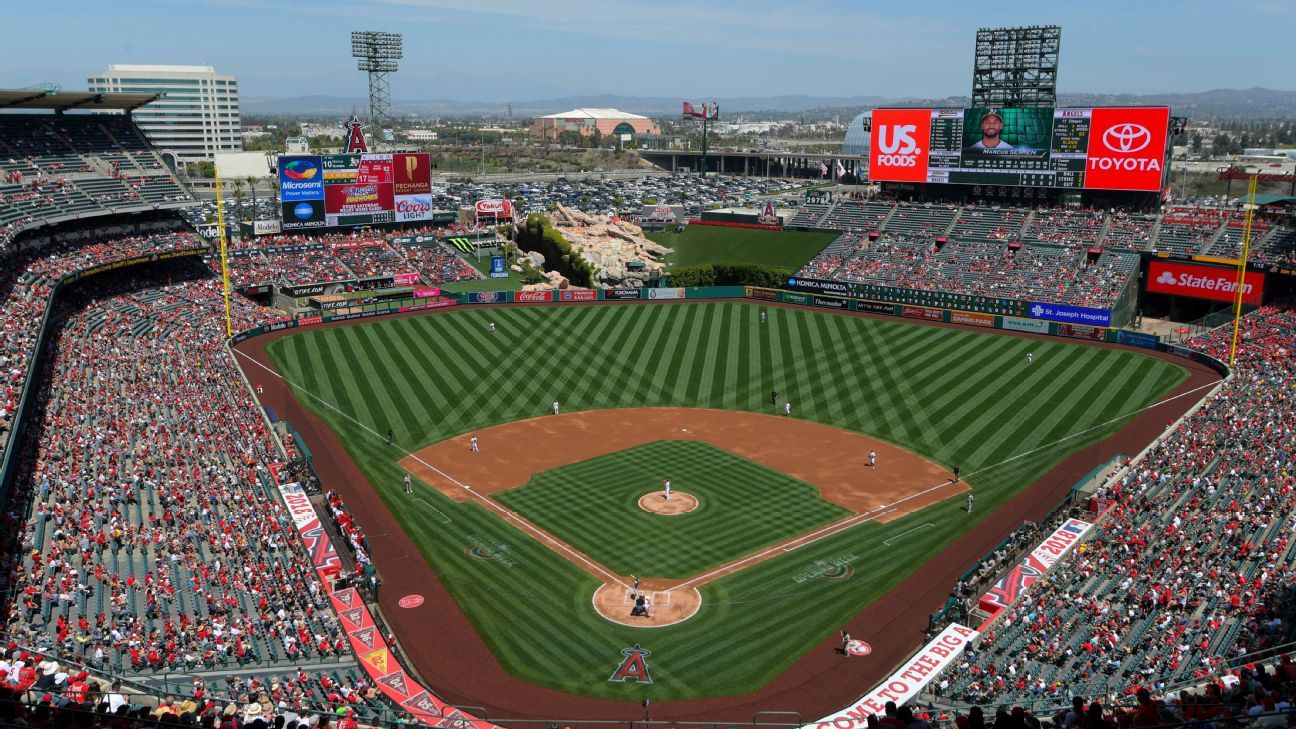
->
[232, 179, 245, 226]
[245, 176, 259, 222]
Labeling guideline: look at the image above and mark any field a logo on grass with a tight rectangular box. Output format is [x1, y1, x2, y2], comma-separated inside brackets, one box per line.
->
[465, 533, 518, 567]
[609, 644, 653, 684]
[792, 553, 858, 584]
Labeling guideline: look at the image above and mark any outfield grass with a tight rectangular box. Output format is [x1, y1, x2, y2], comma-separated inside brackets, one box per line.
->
[647, 226, 836, 270]
[438, 252, 526, 293]
[265, 302, 1188, 700]
[495, 441, 850, 579]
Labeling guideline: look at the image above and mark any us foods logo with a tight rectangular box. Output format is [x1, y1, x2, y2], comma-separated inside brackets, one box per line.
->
[1102, 123, 1151, 153]
[876, 125, 920, 167]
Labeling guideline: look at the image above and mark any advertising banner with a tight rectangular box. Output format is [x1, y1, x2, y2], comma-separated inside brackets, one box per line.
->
[515, 290, 552, 303]
[475, 199, 513, 218]
[393, 153, 432, 195]
[393, 272, 420, 286]
[1083, 107, 1170, 192]
[1029, 302, 1111, 327]
[782, 291, 811, 305]
[281, 280, 353, 298]
[805, 624, 979, 729]
[278, 155, 324, 202]
[1058, 323, 1108, 341]
[812, 294, 850, 309]
[854, 300, 897, 315]
[253, 219, 282, 236]
[979, 518, 1092, 615]
[786, 276, 852, 296]
[558, 289, 598, 302]
[280, 200, 326, 231]
[322, 154, 361, 184]
[467, 291, 506, 304]
[647, 287, 686, 300]
[1146, 260, 1265, 304]
[1002, 315, 1050, 333]
[902, 305, 944, 321]
[605, 288, 642, 300]
[1117, 330, 1160, 349]
[869, 108, 933, 184]
[325, 183, 395, 215]
[489, 256, 509, 279]
[393, 194, 434, 223]
[950, 310, 995, 328]
[744, 286, 779, 301]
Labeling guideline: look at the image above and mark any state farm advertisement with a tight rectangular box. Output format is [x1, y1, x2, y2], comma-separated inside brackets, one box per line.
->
[1147, 260, 1265, 303]
[325, 183, 394, 215]
[394, 194, 434, 222]
[1083, 107, 1169, 192]
[393, 153, 432, 195]
[356, 154, 393, 185]
[869, 108, 931, 183]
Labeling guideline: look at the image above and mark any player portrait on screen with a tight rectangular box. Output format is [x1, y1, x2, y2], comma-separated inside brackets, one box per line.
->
[967, 109, 1013, 151]
[961, 107, 1050, 160]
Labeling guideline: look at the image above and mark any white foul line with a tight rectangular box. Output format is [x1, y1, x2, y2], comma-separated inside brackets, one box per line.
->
[883, 522, 936, 546]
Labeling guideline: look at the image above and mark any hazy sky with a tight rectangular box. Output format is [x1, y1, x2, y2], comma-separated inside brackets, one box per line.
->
[3, 0, 1290, 101]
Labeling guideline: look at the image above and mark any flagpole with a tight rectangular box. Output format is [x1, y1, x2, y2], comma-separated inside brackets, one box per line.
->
[1226, 174, 1259, 367]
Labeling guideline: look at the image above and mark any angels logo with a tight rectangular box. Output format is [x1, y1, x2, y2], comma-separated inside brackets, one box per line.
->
[608, 644, 653, 684]
[342, 114, 369, 154]
[845, 640, 872, 657]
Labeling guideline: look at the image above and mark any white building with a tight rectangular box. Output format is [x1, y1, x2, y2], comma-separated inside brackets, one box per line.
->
[87, 64, 242, 161]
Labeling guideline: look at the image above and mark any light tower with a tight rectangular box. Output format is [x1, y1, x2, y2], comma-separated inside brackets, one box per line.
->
[350, 30, 403, 146]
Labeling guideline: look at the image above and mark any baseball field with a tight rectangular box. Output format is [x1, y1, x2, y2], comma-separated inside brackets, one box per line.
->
[260, 301, 1188, 701]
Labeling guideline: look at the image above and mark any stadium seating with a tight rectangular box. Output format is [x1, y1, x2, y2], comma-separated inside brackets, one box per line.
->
[929, 304, 1296, 707]
[0, 114, 192, 250]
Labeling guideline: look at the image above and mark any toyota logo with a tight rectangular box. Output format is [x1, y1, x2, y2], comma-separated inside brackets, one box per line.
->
[1102, 123, 1151, 153]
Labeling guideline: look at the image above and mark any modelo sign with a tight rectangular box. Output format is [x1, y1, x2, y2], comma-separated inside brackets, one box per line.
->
[475, 198, 513, 217]
[1146, 260, 1265, 304]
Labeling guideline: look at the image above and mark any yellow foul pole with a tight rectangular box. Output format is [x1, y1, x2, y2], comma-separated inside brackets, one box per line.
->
[1226, 174, 1259, 367]
[214, 169, 233, 337]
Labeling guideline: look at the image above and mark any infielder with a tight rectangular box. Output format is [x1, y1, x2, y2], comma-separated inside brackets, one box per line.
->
[403, 473, 413, 494]
[663, 478, 671, 501]
[869, 450, 876, 468]
[552, 400, 560, 416]
[470, 436, 479, 453]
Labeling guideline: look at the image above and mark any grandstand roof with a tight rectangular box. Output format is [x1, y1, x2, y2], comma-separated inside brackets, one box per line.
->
[537, 108, 651, 120]
[0, 88, 160, 112]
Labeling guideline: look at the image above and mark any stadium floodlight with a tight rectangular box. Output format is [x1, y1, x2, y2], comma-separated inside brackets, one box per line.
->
[971, 25, 1060, 108]
[351, 30, 403, 148]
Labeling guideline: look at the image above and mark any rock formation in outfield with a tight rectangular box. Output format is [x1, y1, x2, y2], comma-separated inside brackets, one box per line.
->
[546, 204, 673, 288]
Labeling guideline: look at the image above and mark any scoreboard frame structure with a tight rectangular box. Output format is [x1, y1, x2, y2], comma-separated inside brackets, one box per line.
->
[868, 105, 1171, 193]
[278, 152, 435, 231]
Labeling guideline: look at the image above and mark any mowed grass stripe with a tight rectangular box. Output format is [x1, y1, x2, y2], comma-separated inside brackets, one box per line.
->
[264, 300, 1192, 700]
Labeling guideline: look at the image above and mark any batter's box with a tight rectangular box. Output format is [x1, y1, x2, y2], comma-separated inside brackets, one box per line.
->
[622, 589, 671, 606]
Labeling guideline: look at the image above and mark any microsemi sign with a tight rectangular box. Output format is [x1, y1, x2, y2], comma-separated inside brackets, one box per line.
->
[1146, 260, 1265, 304]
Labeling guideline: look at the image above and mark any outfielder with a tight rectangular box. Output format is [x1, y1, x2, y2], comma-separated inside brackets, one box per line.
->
[967, 491, 974, 513]
[1026, 352, 1034, 366]
[784, 400, 792, 417]
[761, 311, 767, 323]
[489, 321, 495, 333]
[403, 473, 413, 494]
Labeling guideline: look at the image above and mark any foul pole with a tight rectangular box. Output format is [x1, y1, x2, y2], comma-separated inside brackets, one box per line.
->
[214, 169, 233, 337]
[1226, 174, 1259, 367]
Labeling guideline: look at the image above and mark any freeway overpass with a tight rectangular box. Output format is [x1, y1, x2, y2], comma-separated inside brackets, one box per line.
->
[637, 148, 867, 179]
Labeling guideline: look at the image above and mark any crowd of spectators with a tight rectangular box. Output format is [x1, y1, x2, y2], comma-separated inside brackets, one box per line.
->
[927, 303, 1296, 709]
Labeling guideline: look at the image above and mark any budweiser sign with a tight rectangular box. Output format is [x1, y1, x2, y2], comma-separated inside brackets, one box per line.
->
[1146, 260, 1265, 304]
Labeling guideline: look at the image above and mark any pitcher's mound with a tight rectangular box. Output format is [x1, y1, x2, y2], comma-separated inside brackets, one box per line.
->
[592, 582, 702, 627]
[638, 491, 698, 515]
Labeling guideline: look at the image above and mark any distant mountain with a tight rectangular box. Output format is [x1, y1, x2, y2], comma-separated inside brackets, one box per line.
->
[240, 88, 1296, 119]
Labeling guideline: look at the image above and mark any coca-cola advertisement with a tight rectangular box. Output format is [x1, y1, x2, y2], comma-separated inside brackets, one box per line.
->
[394, 194, 434, 222]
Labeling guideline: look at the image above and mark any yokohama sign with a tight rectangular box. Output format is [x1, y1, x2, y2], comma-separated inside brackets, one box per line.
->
[1146, 260, 1265, 303]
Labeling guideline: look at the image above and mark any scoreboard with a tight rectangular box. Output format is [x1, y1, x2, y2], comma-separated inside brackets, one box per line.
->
[278, 153, 435, 230]
[870, 106, 1170, 192]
